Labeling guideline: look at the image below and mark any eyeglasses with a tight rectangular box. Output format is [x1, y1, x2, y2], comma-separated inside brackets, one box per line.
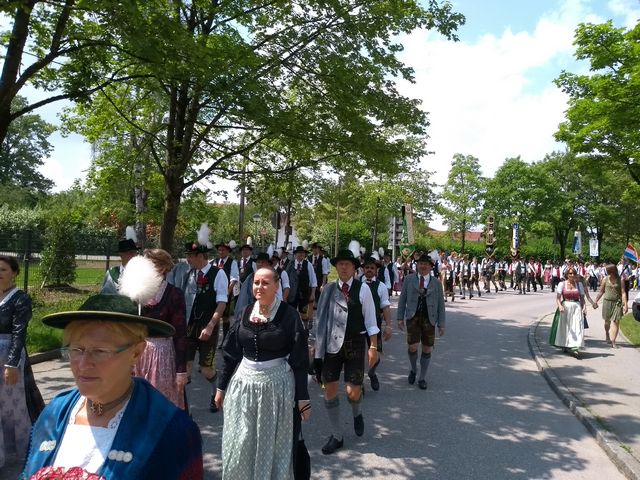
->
[61, 344, 133, 363]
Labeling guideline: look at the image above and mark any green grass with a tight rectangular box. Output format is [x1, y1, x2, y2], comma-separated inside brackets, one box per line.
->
[17, 266, 106, 289]
[620, 313, 640, 347]
[27, 288, 94, 353]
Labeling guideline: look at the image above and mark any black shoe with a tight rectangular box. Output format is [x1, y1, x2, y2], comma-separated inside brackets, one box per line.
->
[469, 294, 473, 299]
[408, 370, 416, 384]
[354, 414, 364, 436]
[478, 291, 481, 297]
[370, 374, 380, 391]
[418, 380, 427, 390]
[209, 395, 218, 413]
[322, 435, 344, 455]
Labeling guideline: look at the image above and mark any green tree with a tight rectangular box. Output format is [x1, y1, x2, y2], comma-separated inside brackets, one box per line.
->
[0, 95, 54, 196]
[439, 154, 485, 254]
[64, 1, 464, 249]
[555, 21, 640, 184]
[40, 216, 77, 286]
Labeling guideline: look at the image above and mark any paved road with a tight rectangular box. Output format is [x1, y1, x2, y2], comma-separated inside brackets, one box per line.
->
[4, 289, 628, 479]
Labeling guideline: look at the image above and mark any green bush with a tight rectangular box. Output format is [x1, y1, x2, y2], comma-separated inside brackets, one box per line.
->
[40, 218, 77, 286]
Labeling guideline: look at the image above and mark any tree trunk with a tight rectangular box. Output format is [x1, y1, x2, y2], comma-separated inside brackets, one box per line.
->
[461, 218, 466, 254]
[160, 178, 183, 252]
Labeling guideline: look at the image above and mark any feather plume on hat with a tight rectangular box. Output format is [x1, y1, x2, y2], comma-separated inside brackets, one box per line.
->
[266, 244, 274, 257]
[348, 240, 361, 259]
[229, 240, 237, 249]
[118, 256, 163, 314]
[378, 247, 385, 257]
[125, 225, 138, 243]
[197, 223, 210, 248]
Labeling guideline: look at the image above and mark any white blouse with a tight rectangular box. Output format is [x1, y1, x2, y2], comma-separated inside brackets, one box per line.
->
[53, 396, 128, 473]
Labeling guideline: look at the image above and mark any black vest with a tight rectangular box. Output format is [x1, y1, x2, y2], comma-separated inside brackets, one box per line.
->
[362, 277, 382, 314]
[296, 260, 311, 300]
[308, 254, 324, 284]
[386, 263, 395, 284]
[345, 280, 365, 337]
[190, 266, 221, 325]
[238, 257, 254, 284]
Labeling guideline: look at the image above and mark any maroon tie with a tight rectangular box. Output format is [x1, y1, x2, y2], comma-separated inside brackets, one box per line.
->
[197, 270, 205, 284]
[297, 262, 302, 272]
[341, 282, 349, 302]
[218, 258, 224, 268]
[419, 275, 424, 289]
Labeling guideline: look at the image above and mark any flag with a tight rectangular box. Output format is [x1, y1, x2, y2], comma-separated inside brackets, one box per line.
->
[624, 243, 638, 263]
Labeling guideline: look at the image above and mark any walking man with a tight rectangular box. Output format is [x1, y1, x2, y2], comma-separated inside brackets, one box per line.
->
[397, 254, 445, 390]
[314, 249, 379, 454]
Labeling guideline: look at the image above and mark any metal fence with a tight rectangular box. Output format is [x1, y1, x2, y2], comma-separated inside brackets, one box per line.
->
[0, 230, 118, 292]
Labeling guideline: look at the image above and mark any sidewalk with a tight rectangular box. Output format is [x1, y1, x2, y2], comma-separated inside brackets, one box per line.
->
[530, 308, 640, 479]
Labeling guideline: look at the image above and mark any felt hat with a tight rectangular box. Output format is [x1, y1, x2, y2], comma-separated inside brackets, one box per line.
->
[42, 294, 175, 337]
[255, 252, 270, 263]
[415, 254, 435, 266]
[185, 242, 209, 254]
[239, 244, 253, 251]
[215, 242, 232, 251]
[331, 249, 361, 268]
[117, 239, 138, 253]
[293, 246, 307, 254]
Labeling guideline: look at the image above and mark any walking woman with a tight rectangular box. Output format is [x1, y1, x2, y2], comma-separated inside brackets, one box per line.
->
[215, 267, 311, 479]
[549, 267, 586, 359]
[593, 264, 628, 348]
[0, 256, 43, 469]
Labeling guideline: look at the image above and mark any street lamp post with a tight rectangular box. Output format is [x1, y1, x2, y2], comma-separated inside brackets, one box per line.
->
[252, 213, 261, 248]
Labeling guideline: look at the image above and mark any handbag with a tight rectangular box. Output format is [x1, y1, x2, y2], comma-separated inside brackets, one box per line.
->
[293, 404, 311, 480]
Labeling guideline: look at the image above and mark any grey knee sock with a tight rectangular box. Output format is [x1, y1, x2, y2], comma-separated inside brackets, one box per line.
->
[325, 397, 342, 440]
[348, 395, 362, 417]
[408, 350, 418, 372]
[419, 352, 431, 381]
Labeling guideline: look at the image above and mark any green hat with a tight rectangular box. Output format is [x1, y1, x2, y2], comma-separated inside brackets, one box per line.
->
[42, 294, 175, 337]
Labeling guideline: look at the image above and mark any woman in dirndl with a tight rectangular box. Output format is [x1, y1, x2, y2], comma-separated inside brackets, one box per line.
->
[215, 267, 311, 480]
[0, 255, 43, 469]
[549, 267, 586, 359]
[125, 251, 188, 409]
[593, 264, 628, 348]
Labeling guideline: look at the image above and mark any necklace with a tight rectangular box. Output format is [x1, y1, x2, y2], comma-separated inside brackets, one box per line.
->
[87, 382, 134, 416]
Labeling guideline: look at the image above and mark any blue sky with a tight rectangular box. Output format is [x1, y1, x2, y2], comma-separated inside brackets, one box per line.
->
[4, 0, 640, 197]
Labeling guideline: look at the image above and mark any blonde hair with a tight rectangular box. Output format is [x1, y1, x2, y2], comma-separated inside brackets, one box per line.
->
[143, 248, 174, 276]
[63, 320, 147, 346]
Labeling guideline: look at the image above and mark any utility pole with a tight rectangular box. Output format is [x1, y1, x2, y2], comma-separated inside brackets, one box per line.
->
[238, 166, 246, 241]
[334, 176, 341, 255]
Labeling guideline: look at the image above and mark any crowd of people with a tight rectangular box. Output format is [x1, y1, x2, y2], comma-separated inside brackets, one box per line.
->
[3, 230, 639, 479]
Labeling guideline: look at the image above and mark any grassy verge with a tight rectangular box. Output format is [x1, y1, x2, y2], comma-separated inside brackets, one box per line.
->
[620, 313, 640, 347]
[27, 287, 95, 353]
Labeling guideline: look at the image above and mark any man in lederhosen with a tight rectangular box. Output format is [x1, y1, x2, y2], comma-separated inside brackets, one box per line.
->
[171, 241, 228, 412]
[288, 245, 317, 329]
[396, 254, 445, 390]
[100, 238, 138, 294]
[360, 256, 392, 391]
[314, 249, 379, 455]
[308, 242, 329, 306]
[213, 242, 239, 340]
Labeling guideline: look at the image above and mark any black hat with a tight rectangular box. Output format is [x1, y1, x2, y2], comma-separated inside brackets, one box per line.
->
[118, 239, 138, 253]
[185, 242, 209, 254]
[239, 244, 253, 251]
[331, 249, 361, 268]
[255, 252, 270, 263]
[362, 256, 379, 266]
[42, 294, 175, 337]
[215, 242, 232, 251]
[415, 254, 434, 266]
[311, 242, 322, 249]
[293, 246, 307, 254]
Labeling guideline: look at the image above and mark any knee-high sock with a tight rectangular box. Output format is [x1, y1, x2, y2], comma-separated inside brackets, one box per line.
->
[368, 358, 380, 377]
[325, 397, 342, 439]
[419, 352, 431, 381]
[348, 395, 362, 418]
[408, 350, 418, 373]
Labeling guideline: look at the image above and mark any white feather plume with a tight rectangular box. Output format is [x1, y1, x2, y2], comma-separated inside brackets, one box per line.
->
[247, 236, 253, 246]
[359, 246, 366, 254]
[302, 239, 309, 249]
[348, 240, 361, 259]
[197, 223, 210, 247]
[266, 244, 274, 257]
[125, 226, 137, 243]
[229, 240, 237, 249]
[429, 249, 440, 264]
[378, 247, 385, 257]
[371, 251, 380, 261]
[118, 256, 163, 308]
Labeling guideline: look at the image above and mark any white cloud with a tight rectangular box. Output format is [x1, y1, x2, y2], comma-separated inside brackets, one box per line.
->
[39, 132, 92, 191]
[396, 0, 610, 189]
[607, 0, 640, 28]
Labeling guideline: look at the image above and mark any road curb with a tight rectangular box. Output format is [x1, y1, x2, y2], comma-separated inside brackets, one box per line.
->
[29, 349, 61, 364]
[528, 314, 640, 480]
